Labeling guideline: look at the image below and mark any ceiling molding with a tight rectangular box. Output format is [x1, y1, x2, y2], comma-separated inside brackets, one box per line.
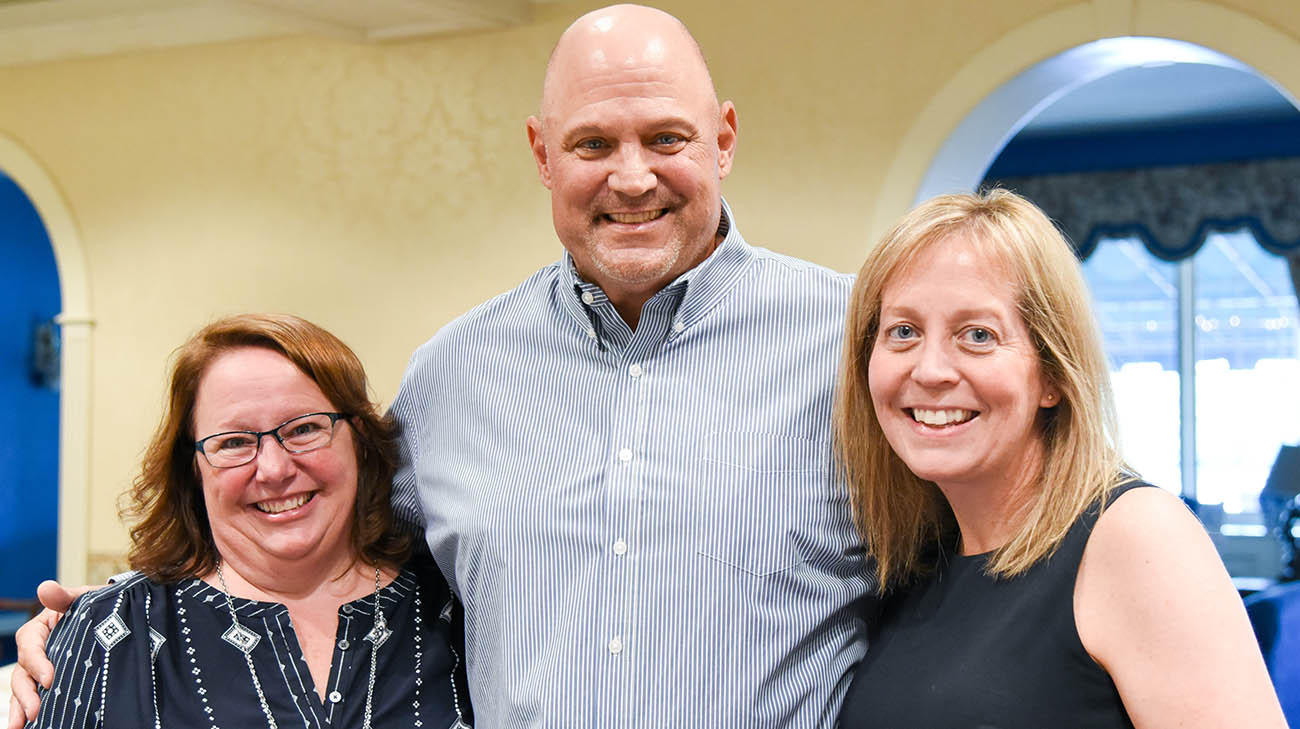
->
[0, 0, 534, 68]
[234, 0, 531, 40]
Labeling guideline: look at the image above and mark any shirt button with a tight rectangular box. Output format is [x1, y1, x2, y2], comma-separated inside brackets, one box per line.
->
[338, 639, 350, 650]
[672, 320, 685, 333]
[581, 291, 595, 305]
[328, 690, 343, 704]
[608, 636, 623, 655]
[617, 448, 633, 463]
[612, 539, 628, 556]
[341, 605, 354, 615]
[628, 363, 643, 378]
[586, 328, 597, 339]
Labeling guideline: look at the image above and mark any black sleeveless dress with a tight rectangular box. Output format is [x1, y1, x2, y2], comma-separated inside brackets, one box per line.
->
[840, 482, 1152, 729]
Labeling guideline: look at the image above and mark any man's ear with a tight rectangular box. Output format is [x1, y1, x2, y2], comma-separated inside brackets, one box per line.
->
[526, 116, 552, 189]
[716, 101, 738, 180]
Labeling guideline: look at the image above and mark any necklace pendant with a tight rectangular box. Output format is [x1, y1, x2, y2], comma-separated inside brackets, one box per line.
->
[364, 621, 393, 649]
[222, 622, 261, 653]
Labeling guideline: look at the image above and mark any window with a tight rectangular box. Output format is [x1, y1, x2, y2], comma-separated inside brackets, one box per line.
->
[1082, 229, 1300, 532]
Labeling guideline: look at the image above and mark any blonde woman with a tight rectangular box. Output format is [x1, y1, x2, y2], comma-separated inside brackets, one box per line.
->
[835, 190, 1284, 728]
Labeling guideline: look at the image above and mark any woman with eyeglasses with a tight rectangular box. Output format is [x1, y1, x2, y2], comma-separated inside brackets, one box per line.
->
[24, 314, 468, 729]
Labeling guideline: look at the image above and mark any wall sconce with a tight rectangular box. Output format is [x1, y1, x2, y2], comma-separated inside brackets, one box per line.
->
[29, 318, 59, 390]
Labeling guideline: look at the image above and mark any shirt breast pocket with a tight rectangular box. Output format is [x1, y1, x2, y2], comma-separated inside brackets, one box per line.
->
[694, 431, 832, 578]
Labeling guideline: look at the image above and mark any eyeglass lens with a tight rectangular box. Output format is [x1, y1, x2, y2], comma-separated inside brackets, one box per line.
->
[201, 412, 337, 467]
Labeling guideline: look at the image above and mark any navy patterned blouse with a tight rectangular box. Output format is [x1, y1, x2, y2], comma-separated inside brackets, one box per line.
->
[27, 560, 470, 729]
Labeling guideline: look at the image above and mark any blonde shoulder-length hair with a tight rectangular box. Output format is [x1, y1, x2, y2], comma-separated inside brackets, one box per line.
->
[835, 188, 1132, 592]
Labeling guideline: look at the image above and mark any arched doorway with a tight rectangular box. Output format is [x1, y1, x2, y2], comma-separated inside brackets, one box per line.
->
[870, 0, 1300, 240]
[0, 172, 60, 603]
[911, 37, 1294, 203]
[0, 134, 92, 586]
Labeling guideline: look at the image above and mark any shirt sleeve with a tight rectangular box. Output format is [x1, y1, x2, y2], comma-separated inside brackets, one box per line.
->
[29, 580, 159, 729]
[28, 594, 106, 729]
[388, 350, 430, 534]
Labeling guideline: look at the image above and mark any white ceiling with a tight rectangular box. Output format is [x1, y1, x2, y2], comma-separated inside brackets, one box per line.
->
[0, 0, 531, 68]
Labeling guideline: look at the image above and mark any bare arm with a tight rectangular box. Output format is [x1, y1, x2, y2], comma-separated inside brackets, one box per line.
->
[1075, 487, 1286, 729]
[7, 581, 93, 729]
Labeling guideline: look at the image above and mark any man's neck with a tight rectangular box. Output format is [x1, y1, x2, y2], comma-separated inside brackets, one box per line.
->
[601, 231, 726, 330]
[610, 292, 650, 330]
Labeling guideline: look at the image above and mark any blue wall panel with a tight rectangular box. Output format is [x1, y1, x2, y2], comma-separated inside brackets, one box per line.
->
[0, 170, 60, 601]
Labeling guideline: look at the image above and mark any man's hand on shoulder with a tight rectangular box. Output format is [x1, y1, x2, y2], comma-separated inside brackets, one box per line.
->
[8, 580, 96, 728]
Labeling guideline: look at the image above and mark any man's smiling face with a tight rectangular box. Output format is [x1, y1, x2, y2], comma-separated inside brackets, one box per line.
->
[527, 5, 736, 318]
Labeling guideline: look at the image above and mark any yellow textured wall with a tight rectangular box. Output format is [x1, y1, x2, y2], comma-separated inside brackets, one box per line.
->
[0, 0, 1296, 575]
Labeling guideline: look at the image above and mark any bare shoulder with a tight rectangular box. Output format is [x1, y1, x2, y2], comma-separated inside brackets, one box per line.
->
[1075, 485, 1287, 728]
[1084, 485, 1211, 573]
[1076, 485, 1224, 646]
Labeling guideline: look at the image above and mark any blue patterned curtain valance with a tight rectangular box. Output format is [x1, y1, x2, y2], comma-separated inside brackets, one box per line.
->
[996, 157, 1300, 262]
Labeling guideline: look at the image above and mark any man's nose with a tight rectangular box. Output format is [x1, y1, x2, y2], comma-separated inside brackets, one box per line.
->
[606, 145, 657, 197]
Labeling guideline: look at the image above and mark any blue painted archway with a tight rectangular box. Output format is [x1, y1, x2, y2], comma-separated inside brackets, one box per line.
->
[0, 169, 60, 603]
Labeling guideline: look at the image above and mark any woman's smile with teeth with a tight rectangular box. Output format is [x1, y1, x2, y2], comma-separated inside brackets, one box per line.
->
[604, 209, 666, 224]
[909, 408, 976, 426]
[254, 492, 315, 514]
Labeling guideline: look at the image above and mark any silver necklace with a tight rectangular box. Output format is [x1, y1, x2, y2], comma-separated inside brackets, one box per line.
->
[216, 560, 385, 729]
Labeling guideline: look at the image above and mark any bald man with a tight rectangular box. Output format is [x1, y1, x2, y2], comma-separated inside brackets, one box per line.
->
[11, 5, 871, 727]
[387, 5, 869, 725]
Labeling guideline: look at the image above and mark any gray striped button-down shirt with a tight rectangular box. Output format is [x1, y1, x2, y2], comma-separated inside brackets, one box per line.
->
[390, 201, 873, 727]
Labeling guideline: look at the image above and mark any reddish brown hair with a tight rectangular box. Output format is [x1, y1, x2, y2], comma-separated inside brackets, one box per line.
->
[124, 313, 409, 582]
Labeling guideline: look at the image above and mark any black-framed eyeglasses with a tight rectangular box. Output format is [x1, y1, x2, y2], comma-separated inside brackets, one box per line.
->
[194, 412, 350, 469]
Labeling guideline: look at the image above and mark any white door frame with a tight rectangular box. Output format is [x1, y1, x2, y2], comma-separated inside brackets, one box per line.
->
[0, 133, 92, 585]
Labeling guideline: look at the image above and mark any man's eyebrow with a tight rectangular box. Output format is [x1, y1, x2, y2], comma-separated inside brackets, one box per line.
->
[641, 117, 700, 134]
[560, 124, 608, 146]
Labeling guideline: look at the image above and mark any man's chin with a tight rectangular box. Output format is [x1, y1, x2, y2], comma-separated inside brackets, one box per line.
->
[589, 251, 681, 289]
